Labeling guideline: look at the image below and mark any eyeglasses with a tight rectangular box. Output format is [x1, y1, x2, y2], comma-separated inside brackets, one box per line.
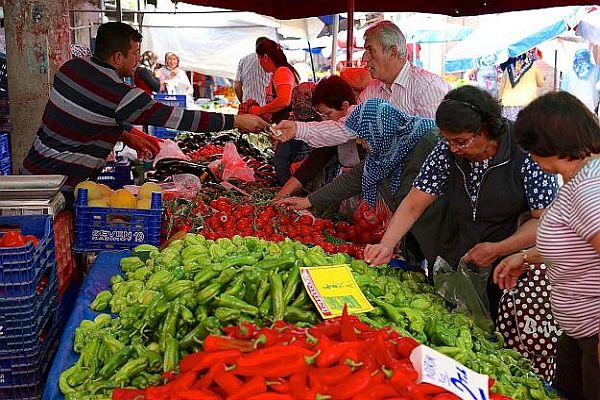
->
[445, 128, 481, 150]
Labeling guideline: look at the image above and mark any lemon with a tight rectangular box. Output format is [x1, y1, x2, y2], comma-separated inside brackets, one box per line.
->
[88, 198, 110, 208]
[96, 183, 114, 198]
[136, 198, 152, 209]
[109, 189, 136, 209]
[138, 182, 162, 199]
[74, 181, 102, 201]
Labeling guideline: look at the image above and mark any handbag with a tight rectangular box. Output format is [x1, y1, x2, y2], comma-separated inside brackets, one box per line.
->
[496, 264, 563, 383]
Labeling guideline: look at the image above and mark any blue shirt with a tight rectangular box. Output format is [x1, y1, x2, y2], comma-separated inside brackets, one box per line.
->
[413, 139, 558, 209]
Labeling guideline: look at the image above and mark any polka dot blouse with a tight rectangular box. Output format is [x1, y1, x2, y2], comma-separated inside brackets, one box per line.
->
[413, 139, 558, 209]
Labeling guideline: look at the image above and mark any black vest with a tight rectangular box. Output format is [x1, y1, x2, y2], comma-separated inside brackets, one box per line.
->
[439, 121, 529, 267]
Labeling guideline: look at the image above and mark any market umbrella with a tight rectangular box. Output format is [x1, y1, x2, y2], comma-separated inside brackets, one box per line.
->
[178, 0, 595, 20]
[575, 7, 600, 44]
[443, 6, 584, 73]
[398, 15, 473, 44]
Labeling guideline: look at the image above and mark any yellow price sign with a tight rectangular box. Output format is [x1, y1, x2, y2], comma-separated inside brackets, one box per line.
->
[299, 264, 373, 319]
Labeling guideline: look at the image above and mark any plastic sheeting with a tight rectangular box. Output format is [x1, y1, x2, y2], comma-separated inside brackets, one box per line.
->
[142, 0, 324, 79]
[42, 251, 129, 400]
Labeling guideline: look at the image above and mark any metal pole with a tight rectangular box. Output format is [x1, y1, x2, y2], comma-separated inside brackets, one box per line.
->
[331, 14, 339, 74]
[89, 23, 93, 49]
[116, 0, 123, 22]
[554, 49, 558, 91]
[346, 0, 354, 67]
[307, 41, 316, 82]
[137, 0, 143, 32]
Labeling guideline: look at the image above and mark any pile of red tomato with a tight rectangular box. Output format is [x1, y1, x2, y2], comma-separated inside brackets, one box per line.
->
[0, 230, 39, 247]
[187, 144, 224, 160]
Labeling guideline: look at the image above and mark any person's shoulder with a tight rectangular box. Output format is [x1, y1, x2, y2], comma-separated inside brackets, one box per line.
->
[409, 64, 446, 85]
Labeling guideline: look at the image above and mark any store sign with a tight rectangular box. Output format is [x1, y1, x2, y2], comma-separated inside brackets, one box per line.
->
[410, 345, 490, 400]
[299, 264, 373, 319]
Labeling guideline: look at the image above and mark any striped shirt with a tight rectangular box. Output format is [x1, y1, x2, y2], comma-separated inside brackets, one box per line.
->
[537, 157, 600, 338]
[235, 53, 271, 106]
[296, 62, 450, 148]
[22, 57, 233, 190]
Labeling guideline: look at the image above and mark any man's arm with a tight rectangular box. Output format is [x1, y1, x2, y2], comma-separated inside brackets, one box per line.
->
[234, 81, 243, 102]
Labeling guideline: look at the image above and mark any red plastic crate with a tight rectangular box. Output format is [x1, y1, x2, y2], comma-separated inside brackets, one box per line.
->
[53, 212, 76, 298]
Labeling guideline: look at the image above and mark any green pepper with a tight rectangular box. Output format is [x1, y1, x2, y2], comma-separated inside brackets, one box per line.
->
[130, 375, 148, 389]
[180, 316, 220, 349]
[216, 294, 259, 316]
[143, 295, 169, 328]
[180, 304, 195, 324]
[145, 270, 173, 290]
[110, 274, 124, 286]
[214, 307, 241, 323]
[181, 244, 207, 260]
[253, 254, 296, 271]
[255, 276, 270, 306]
[139, 289, 159, 305]
[160, 300, 180, 348]
[216, 267, 237, 286]
[290, 289, 309, 308]
[163, 336, 179, 372]
[197, 282, 221, 304]
[163, 279, 194, 301]
[193, 267, 220, 285]
[59, 363, 85, 394]
[81, 337, 102, 377]
[259, 294, 272, 318]
[371, 298, 404, 325]
[209, 243, 227, 259]
[99, 345, 135, 378]
[102, 336, 125, 353]
[140, 371, 163, 386]
[113, 357, 148, 386]
[222, 253, 261, 269]
[269, 272, 285, 322]
[282, 266, 300, 306]
[224, 278, 244, 297]
[126, 266, 152, 281]
[243, 275, 259, 304]
[120, 256, 144, 272]
[90, 290, 112, 311]
[284, 306, 318, 324]
[195, 305, 208, 321]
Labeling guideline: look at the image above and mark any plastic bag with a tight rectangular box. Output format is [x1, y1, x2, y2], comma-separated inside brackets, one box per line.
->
[208, 142, 255, 182]
[351, 198, 392, 244]
[160, 174, 202, 200]
[153, 139, 189, 167]
[433, 257, 494, 332]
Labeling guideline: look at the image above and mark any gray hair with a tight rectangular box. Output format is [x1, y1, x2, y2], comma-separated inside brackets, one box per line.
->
[364, 20, 407, 58]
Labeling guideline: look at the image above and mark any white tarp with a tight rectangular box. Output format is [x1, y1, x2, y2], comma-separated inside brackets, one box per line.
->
[141, 0, 324, 79]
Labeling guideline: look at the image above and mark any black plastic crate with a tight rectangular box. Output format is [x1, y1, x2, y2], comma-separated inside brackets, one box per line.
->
[96, 160, 134, 189]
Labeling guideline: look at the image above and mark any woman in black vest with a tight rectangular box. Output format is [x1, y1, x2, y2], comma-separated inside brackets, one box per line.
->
[364, 85, 558, 319]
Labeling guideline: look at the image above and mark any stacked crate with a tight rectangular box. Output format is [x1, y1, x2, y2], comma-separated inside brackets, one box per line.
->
[0, 133, 10, 176]
[0, 215, 59, 400]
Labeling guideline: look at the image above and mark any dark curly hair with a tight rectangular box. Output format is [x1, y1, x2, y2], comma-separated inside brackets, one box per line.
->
[312, 75, 356, 110]
[435, 85, 507, 140]
[515, 91, 600, 160]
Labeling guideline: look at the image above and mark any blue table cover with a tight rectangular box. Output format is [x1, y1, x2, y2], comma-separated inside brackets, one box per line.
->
[43, 251, 129, 400]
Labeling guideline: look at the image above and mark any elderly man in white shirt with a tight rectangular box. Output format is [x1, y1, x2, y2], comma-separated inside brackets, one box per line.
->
[273, 20, 450, 149]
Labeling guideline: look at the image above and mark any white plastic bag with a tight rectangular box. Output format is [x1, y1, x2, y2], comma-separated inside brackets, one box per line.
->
[153, 139, 189, 167]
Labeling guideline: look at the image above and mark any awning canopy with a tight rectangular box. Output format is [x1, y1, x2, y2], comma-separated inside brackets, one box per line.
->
[177, 0, 595, 20]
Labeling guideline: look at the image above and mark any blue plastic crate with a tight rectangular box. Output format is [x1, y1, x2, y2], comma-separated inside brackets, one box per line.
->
[0, 133, 8, 159]
[152, 93, 186, 107]
[0, 164, 9, 176]
[0, 215, 56, 299]
[152, 126, 179, 140]
[95, 160, 133, 189]
[0, 282, 58, 353]
[74, 189, 162, 252]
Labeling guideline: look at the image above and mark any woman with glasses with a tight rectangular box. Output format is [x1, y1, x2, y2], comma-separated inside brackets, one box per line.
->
[365, 85, 558, 320]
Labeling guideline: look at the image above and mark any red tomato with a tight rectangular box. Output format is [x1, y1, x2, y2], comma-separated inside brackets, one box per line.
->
[216, 211, 229, 225]
[236, 219, 251, 231]
[299, 225, 311, 237]
[335, 221, 351, 233]
[347, 226, 357, 242]
[2, 231, 25, 247]
[298, 215, 313, 226]
[210, 197, 231, 212]
[322, 243, 337, 253]
[278, 214, 290, 225]
[360, 230, 373, 244]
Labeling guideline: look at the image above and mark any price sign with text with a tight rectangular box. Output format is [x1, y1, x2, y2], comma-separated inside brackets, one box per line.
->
[410, 345, 490, 400]
[299, 264, 373, 319]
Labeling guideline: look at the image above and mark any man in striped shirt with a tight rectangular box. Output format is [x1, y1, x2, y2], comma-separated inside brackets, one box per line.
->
[234, 37, 272, 106]
[22, 22, 267, 205]
[272, 20, 450, 148]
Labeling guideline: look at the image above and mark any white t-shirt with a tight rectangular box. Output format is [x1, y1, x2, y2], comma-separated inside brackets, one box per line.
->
[537, 157, 600, 338]
[159, 67, 192, 96]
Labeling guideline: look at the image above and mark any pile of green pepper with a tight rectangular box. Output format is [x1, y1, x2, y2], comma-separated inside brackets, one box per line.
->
[59, 234, 557, 400]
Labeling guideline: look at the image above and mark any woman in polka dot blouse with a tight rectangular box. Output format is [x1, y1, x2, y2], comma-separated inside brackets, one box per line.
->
[365, 85, 559, 321]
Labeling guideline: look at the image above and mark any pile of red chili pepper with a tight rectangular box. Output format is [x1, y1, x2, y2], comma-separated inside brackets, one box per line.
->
[112, 307, 510, 400]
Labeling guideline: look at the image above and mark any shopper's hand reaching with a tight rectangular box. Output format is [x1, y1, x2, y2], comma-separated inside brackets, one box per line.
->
[274, 196, 311, 211]
[493, 253, 528, 290]
[364, 243, 394, 266]
[273, 120, 298, 142]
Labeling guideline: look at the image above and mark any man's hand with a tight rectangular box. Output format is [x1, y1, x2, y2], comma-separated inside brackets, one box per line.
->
[462, 242, 500, 267]
[248, 105, 262, 115]
[274, 196, 311, 211]
[234, 114, 270, 133]
[273, 120, 298, 142]
[121, 130, 162, 158]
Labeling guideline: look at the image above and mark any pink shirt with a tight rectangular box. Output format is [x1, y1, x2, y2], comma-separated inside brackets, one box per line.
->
[296, 62, 449, 148]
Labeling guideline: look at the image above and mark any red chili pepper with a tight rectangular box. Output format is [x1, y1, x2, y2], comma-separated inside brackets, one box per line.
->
[350, 383, 399, 400]
[416, 383, 447, 395]
[191, 363, 223, 389]
[180, 350, 242, 373]
[307, 367, 325, 393]
[231, 321, 258, 339]
[268, 379, 290, 394]
[340, 304, 358, 341]
[236, 345, 314, 368]
[396, 337, 420, 359]
[170, 371, 197, 392]
[316, 342, 364, 367]
[227, 375, 267, 400]
[388, 370, 428, 400]
[328, 368, 372, 399]
[234, 353, 313, 378]
[393, 360, 419, 381]
[203, 335, 254, 352]
[171, 389, 221, 400]
[370, 333, 400, 368]
[112, 388, 145, 400]
[214, 369, 244, 394]
[145, 383, 173, 400]
[247, 394, 294, 400]
[431, 394, 461, 400]
[311, 363, 352, 386]
[309, 320, 342, 338]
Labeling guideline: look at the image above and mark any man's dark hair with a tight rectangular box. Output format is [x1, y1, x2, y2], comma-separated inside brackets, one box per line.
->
[515, 91, 600, 160]
[312, 75, 356, 109]
[435, 85, 507, 140]
[94, 22, 142, 61]
[255, 37, 269, 49]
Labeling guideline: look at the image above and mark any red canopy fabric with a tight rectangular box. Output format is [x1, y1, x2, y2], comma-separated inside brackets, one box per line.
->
[178, 0, 594, 20]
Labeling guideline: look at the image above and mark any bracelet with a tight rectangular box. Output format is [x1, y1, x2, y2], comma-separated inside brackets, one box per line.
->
[520, 249, 529, 265]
